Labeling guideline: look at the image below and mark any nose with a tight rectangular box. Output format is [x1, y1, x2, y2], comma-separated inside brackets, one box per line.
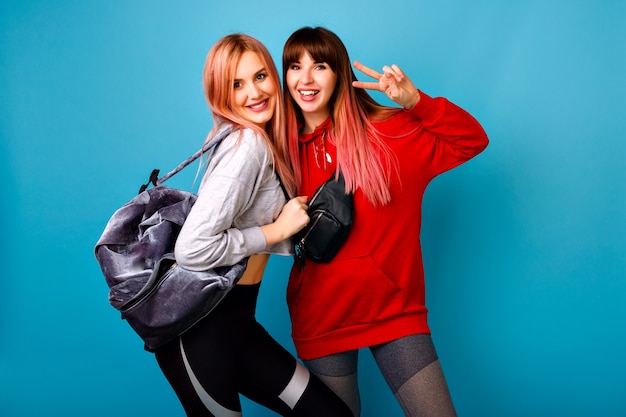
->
[300, 69, 313, 84]
[247, 82, 261, 99]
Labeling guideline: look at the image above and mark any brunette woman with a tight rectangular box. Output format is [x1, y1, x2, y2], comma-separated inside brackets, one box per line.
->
[282, 26, 489, 417]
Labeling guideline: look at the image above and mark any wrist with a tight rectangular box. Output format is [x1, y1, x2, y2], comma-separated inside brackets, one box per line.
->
[260, 223, 288, 246]
[404, 90, 421, 110]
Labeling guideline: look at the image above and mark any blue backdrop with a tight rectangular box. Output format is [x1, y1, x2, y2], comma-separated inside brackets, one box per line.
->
[1, 1, 624, 416]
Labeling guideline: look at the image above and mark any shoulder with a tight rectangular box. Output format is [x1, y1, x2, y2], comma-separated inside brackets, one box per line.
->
[221, 127, 269, 158]
[206, 127, 271, 180]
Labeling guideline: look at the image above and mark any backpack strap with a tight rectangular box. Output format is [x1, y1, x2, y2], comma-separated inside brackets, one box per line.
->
[275, 171, 291, 201]
[138, 125, 232, 193]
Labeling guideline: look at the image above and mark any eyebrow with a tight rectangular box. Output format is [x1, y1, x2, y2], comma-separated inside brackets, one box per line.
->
[290, 60, 325, 65]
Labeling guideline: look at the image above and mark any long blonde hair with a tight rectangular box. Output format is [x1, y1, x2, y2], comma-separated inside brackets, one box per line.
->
[204, 33, 296, 195]
[282, 27, 400, 205]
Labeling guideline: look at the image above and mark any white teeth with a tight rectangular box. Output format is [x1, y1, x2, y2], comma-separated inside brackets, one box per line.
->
[249, 100, 266, 109]
[300, 90, 318, 96]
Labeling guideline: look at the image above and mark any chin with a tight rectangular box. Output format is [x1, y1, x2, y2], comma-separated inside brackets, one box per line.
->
[248, 115, 272, 128]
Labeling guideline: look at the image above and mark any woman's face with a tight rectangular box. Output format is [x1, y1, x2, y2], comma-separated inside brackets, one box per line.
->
[232, 51, 277, 129]
[285, 52, 337, 131]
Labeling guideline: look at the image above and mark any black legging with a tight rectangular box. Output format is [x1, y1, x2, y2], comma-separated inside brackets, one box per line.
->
[154, 283, 352, 417]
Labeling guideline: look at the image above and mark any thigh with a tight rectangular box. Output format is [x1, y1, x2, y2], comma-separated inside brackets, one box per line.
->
[303, 350, 361, 417]
[304, 350, 359, 378]
[371, 334, 456, 417]
[394, 359, 457, 417]
[239, 324, 353, 417]
[236, 322, 302, 414]
[155, 320, 242, 416]
[370, 334, 438, 393]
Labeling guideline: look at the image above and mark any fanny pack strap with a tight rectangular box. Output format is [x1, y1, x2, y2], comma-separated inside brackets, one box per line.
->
[138, 126, 232, 194]
[275, 169, 348, 203]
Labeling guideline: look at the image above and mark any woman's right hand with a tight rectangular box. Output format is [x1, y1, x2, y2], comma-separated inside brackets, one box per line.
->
[260, 196, 309, 246]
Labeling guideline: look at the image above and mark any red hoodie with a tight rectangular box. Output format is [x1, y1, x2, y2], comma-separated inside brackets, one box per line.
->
[287, 92, 489, 360]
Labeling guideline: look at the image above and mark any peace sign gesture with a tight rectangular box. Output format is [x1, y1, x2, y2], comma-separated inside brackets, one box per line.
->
[352, 61, 421, 110]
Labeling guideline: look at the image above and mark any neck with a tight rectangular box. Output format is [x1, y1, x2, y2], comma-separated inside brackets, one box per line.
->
[302, 111, 331, 134]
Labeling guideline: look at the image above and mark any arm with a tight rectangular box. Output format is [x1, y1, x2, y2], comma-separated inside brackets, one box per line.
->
[353, 61, 488, 172]
[407, 91, 488, 172]
[174, 131, 264, 271]
[175, 130, 308, 271]
[260, 195, 309, 246]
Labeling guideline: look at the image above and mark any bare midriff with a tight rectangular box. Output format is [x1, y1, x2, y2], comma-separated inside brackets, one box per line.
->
[237, 253, 270, 285]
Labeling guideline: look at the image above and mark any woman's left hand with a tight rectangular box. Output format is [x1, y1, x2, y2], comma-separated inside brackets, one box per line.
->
[260, 196, 309, 246]
[352, 61, 420, 110]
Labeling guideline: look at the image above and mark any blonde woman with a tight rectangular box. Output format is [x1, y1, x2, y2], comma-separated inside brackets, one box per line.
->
[154, 33, 352, 417]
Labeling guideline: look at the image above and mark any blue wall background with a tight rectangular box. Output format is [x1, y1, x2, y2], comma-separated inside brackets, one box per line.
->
[1, 1, 624, 416]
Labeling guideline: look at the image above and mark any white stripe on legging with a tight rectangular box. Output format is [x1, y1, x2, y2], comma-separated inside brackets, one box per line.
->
[179, 337, 242, 417]
[279, 362, 310, 409]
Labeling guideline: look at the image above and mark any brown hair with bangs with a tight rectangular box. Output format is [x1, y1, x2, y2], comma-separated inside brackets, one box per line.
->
[282, 27, 399, 205]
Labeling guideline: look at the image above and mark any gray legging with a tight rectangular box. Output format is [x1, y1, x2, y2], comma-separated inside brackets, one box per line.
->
[303, 334, 457, 417]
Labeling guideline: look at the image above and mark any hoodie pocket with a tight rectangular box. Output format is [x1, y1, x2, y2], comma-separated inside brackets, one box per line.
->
[289, 255, 403, 337]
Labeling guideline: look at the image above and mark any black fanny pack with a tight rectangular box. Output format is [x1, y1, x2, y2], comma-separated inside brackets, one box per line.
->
[294, 171, 354, 265]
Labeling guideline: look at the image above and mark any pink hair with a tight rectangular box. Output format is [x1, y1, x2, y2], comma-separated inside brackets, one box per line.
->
[204, 34, 296, 195]
[282, 27, 400, 205]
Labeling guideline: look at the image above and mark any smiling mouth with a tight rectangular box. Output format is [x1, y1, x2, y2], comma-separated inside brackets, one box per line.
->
[298, 90, 319, 96]
[248, 99, 268, 110]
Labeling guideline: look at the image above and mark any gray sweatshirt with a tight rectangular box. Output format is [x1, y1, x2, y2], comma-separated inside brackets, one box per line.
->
[174, 127, 292, 271]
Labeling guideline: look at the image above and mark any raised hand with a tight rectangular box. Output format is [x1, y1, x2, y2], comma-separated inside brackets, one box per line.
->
[352, 60, 420, 109]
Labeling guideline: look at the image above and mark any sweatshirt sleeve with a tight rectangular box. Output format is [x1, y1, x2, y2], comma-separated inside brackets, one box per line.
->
[174, 129, 268, 271]
[407, 91, 489, 176]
